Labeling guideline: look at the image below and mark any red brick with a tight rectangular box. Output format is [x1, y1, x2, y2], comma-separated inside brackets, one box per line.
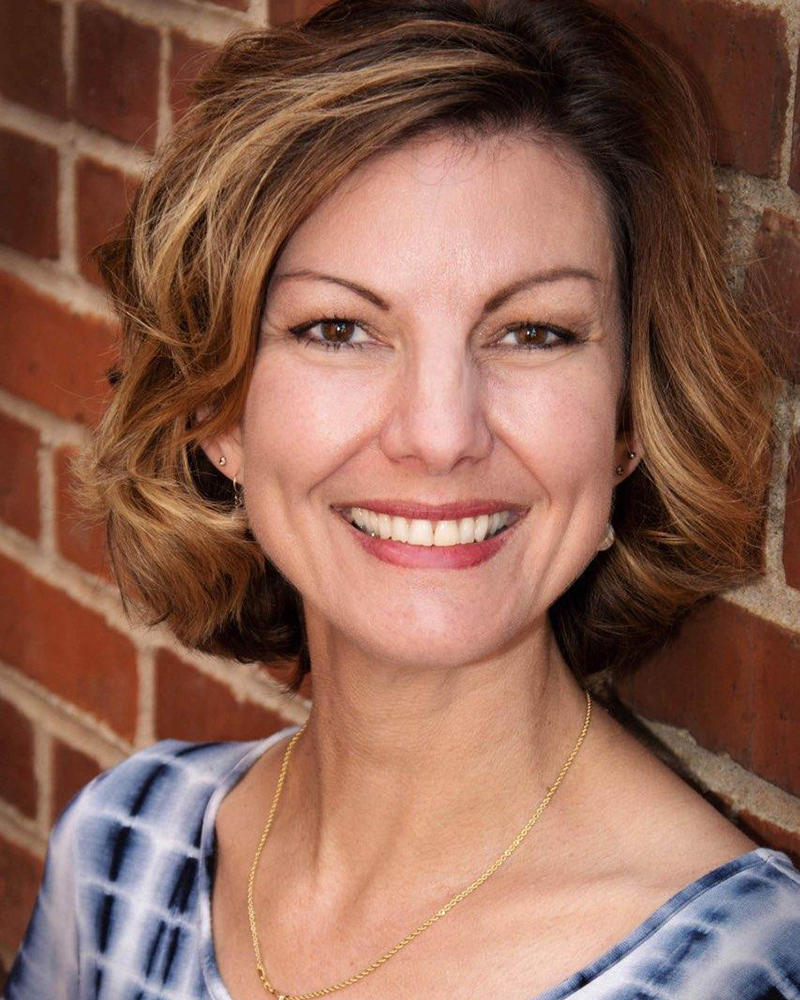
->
[0, 413, 39, 539]
[0, 833, 43, 956]
[155, 649, 292, 742]
[75, 2, 159, 151]
[784, 433, 800, 589]
[0, 271, 118, 425]
[617, 598, 800, 796]
[269, 0, 330, 25]
[52, 740, 101, 822]
[0, 698, 37, 818]
[0, 553, 138, 740]
[169, 31, 217, 122]
[0, 0, 66, 119]
[76, 158, 138, 287]
[791, 49, 800, 194]
[0, 130, 58, 259]
[744, 209, 800, 377]
[54, 446, 111, 581]
[598, 0, 791, 178]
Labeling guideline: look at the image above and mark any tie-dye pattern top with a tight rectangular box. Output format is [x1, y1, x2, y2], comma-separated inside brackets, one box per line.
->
[4, 725, 800, 1000]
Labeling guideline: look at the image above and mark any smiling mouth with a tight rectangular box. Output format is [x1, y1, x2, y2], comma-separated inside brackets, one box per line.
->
[337, 506, 523, 547]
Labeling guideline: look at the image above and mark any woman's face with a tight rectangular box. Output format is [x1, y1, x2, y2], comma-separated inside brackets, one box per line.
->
[215, 133, 638, 668]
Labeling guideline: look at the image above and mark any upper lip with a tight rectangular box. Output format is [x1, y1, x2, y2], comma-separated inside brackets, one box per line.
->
[331, 499, 529, 520]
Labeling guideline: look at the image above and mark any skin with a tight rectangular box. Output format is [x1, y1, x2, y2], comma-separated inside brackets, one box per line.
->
[201, 133, 754, 999]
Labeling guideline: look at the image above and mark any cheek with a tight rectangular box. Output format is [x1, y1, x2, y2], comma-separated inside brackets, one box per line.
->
[241, 353, 381, 492]
[487, 360, 620, 492]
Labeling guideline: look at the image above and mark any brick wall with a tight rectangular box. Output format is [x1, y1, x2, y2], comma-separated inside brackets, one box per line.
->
[0, 0, 798, 979]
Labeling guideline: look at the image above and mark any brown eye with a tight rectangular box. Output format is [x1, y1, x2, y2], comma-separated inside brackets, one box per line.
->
[516, 324, 552, 347]
[288, 316, 371, 351]
[319, 319, 357, 343]
[499, 322, 577, 351]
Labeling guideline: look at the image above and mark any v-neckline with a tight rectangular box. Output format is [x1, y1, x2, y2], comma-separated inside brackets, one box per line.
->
[196, 727, 789, 1000]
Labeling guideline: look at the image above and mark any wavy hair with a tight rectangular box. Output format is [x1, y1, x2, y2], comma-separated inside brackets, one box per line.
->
[75, 0, 783, 692]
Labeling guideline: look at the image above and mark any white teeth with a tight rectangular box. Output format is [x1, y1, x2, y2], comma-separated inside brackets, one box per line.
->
[458, 517, 476, 544]
[347, 508, 513, 546]
[407, 518, 434, 546]
[391, 514, 409, 542]
[433, 520, 461, 546]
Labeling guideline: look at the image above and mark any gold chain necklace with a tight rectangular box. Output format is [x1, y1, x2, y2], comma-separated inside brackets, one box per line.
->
[247, 688, 592, 1000]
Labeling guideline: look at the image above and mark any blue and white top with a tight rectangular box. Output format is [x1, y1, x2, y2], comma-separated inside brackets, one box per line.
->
[4, 725, 800, 1000]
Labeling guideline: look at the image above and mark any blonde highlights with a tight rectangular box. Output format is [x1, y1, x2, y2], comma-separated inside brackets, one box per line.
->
[75, 0, 783, 690]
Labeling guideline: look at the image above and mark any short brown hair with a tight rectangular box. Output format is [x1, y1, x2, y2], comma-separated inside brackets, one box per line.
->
[76, 0, 782, 692]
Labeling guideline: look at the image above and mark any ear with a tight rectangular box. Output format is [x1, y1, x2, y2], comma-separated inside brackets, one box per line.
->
[613, 429, 643, 485]
[194, 404, 245, 485]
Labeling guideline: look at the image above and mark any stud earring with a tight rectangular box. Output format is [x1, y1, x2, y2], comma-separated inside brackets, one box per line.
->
[627, 450, 636, 460]
[614, 464, 624, 476]
[218, 455, 227, 466]
[598, 522, 615, 551]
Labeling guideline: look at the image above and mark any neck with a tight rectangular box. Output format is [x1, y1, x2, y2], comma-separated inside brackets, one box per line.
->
[274, 617, 592, 909]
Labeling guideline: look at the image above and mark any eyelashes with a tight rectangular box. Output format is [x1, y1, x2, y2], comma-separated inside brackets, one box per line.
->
[288, 316, 372, 352]
[287, 316, 584, 353]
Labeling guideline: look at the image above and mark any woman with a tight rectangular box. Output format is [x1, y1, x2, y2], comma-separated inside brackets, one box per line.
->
[5, 1, 799, 998]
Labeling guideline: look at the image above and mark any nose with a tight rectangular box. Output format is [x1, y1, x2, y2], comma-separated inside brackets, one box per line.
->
[377, 336, 493, 475]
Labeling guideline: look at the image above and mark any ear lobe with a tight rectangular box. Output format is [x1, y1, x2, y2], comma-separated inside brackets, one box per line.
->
[614, 430, 644, 483]
[194, 405, 245, 483]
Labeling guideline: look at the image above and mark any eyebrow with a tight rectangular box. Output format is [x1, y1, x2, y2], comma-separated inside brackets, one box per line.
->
[271, 266, 601, 315]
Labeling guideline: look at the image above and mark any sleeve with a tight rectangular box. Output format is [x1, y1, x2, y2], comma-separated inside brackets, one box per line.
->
[2, 785, 90, 1000]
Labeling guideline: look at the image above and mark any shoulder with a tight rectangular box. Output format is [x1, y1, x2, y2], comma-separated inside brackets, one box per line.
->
[67, 736, 263, 831]
[717, 850, 800, 957]
[646, 849, 800, 999]
[574, 850, 800, 1000]
[51, 738, 265, 882]
[3, 739, 261, 999]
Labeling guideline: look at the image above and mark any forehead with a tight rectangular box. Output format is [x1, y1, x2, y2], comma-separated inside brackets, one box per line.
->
[273, 132, 618, 307]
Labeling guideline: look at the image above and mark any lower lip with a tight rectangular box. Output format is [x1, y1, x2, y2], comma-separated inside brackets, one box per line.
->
[336, 512, 523, 568]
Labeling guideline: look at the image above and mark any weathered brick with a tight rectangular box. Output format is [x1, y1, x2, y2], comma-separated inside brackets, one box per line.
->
[76, 158, 138, 287]
[744, 209, 800, 378]
[0, 271, 118, 425]
[0, 553, 138, 740]
[784, 433, 800, 590]
[0, 698, 37, 819]
[0, 0, 66, 119]
[75, 2, 159, 151]
[155, 649, 291, 742]
[51, 740, 101, 823]
[598, 0, 791, 179]
[734, 809, 800, 868]
[207, 0, 248, 10]
[744, 208, 800, 380]
[54, 446, 111, 581]
[791, 49, 800, 194]
[704, 786, 800, 867]
[269, 0, 330, 25]
[0, 412, 39, 539]
[169, 31, 217, 122]
[0, 129, 58, 259]
[0, 834, 43, 956]
[617, 598, 800, 797]
[715, 188, 730, 243]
